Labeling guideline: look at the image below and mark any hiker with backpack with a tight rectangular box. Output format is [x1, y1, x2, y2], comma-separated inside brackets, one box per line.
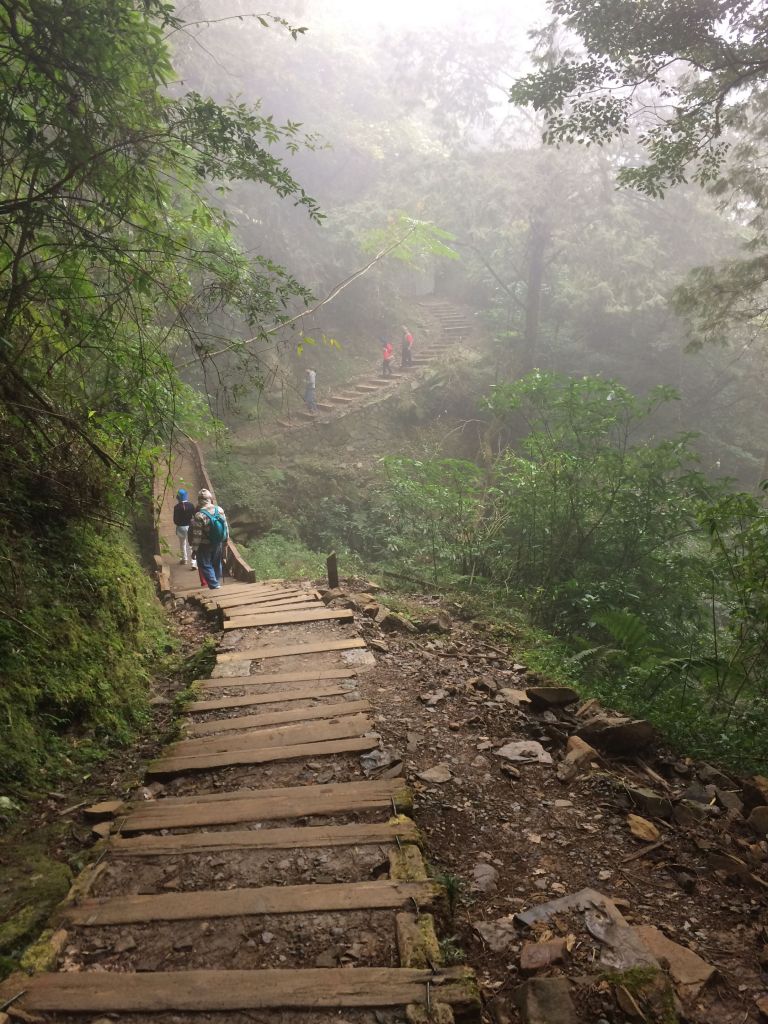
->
[382, 339, 394, 377]
[190, 488, 229, 590]
[173, 488, 196, 568]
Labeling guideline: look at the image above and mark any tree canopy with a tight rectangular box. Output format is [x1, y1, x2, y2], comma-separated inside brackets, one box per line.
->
[510, 0, 768, 197]
[0, 0, 319, 514]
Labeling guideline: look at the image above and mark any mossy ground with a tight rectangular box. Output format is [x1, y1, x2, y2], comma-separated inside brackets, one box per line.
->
[0, 835, 72, 964]
[0, 523, 168, 796]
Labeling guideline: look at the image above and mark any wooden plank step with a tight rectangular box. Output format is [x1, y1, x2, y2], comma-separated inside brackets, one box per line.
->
[204, 588, 309, 609]
[2, 966, 477, 1013]
[329, 395, 355, 403]
[225, 600, 320, 619]
[354, 384, 379, 392]
[111, 818, 420, 856]
[217, 638, 367, 663]
[184, 700, 370, 737]
[168, 715, 372, 757]
[197, 668, 357, 691]
[186, 682, 357, 712]
[64, 879, 438, 926]
[190, 581, 284, 597]
[201, 582, 298, 598]
[316, 402, 334, 411]
[222, 608, 354, 630]
[120, 779, 409, 832]
[219, 595, 322, 611]
[147, 735, 378, 776]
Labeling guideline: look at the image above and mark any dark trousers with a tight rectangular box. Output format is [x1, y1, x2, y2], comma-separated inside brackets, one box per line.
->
[197, 543, 223, 589]
[383, 359, 393, 376]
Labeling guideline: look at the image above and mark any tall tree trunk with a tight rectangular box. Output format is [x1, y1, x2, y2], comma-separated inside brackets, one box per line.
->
[520, 215, 550, 374]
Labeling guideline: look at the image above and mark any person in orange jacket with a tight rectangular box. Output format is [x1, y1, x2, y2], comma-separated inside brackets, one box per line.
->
[382, 339, 394, 377]
[401, 325, 414, 367]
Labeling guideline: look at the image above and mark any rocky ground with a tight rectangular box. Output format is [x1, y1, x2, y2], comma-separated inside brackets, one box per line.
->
[323, 581, 768, 1024]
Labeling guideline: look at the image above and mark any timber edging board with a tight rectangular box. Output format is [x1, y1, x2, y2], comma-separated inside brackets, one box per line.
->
[0, 967, 479, 1013]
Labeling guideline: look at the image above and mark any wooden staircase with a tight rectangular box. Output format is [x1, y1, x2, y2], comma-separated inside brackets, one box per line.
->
[1, 577, 478, 1022]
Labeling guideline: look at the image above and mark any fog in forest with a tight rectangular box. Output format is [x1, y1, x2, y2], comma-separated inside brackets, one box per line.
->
[5, 0, 768, 791]
[173, 1, 763, 486]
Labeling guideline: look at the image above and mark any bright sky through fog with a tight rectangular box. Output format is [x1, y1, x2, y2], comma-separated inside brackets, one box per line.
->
[304, 0, 549, 39]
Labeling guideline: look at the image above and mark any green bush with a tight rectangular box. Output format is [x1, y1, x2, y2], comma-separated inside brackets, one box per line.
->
[380, 372, 768, 771]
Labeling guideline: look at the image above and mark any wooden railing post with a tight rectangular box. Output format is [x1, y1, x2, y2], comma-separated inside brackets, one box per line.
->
[326, 551, 339, 590]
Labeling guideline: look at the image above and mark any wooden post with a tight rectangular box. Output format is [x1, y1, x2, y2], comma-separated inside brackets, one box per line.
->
[326, 551, 339, 590]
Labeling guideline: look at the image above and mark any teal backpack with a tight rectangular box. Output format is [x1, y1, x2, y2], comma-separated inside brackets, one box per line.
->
[200, 506, 228, 544]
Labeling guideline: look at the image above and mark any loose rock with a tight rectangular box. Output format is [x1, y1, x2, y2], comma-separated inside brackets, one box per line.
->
[577, 714, 655, 752]
[495, 740, 553, 765]
[633, 925, 716, 1001]
[556, 735, 597, 782]
[513, 977, 579, 1024]
[472, 861, 499, 894]
[520, 938, 568, 973]
[744, 775, 768, 811]
[474, 916, 518, 952]
[377, 611, 417, 633]
[627, 813, 661, 842]
[418, 764, 452, 785]
[526, 685, 579, 708]
[748, 805, 768, 836]
[626, 786, 674, 820]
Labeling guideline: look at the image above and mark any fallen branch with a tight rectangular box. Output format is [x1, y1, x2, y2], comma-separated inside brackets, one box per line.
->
[183, 224, 418, 368]
[620, 839, 669, 864]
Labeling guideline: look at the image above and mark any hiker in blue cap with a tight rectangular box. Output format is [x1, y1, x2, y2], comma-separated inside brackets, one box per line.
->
[173, 488, 196, 567]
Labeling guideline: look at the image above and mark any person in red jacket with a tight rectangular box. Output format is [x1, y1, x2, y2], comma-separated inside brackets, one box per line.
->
[382, 340, 394, 377]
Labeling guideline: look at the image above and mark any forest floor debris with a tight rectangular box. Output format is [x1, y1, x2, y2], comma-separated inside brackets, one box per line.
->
[355, 586, 768, 1022]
